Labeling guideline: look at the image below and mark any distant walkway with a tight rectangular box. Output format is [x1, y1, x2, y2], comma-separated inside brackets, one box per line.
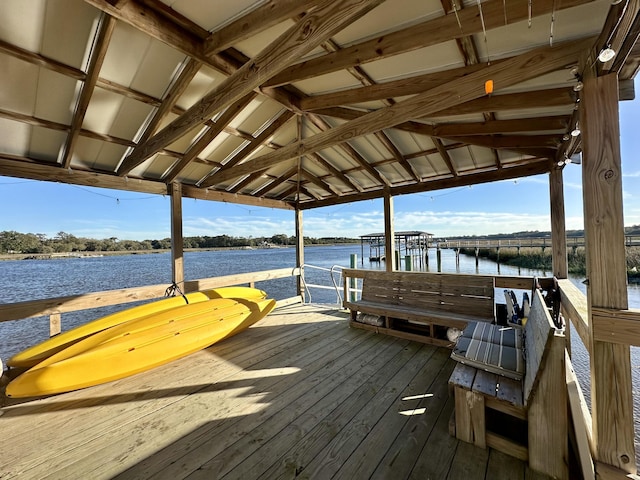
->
[436, 235, 640, 250]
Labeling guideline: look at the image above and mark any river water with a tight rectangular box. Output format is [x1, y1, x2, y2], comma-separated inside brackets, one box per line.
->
[1, 244, 639, 461]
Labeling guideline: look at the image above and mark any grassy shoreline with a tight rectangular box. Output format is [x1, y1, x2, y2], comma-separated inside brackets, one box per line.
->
[459, 246, 640, 282]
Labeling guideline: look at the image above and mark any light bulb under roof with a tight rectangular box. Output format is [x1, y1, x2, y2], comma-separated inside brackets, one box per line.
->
[598, 47, 616, 63]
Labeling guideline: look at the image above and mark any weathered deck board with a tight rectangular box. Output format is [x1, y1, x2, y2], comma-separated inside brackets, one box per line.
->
[0, 304, 550, 480]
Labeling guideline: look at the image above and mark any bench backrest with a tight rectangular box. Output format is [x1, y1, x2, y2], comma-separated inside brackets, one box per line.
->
[355, 270, 495, 321]
[524, 289, 563, 406]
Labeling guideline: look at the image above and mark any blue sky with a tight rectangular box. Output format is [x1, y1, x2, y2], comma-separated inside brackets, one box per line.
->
[2, 85, 639, 241]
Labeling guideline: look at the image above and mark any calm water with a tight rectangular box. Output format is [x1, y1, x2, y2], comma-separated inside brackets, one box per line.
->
[1, 245, 639, 460]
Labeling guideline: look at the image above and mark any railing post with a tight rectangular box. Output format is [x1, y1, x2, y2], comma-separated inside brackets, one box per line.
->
[350, 254, 357, 302]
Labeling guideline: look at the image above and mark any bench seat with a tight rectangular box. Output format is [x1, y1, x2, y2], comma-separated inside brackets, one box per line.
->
[343, 270, 495, 347]
[448, 288, 567, 479]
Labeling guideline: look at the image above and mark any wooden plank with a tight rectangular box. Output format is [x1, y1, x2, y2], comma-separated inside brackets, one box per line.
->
[485, 433, 529, 463]
[254, 340, 419, 480]
[449, 362, 477, 391]
[558, 278, 589, 348]
[252, 343, 430, 479]
[118, 0, 385, 173]
[406, 396, 458, 480]
[582, 72, 636, 473]
[1, 306, 346, 474]
[550, 168, 568, 279]
[524, 290, 555, 403]
[527, 333, 568, 479]
[566, 351, 595, 480]
[454, 387, 486, 447]
[349, 321, 454, 348]
[494, 276, 536, 291]
[211, 38, 591, 185]
[172, 338, 423, 480]
[9, 310, 376, 478]
[170, 182, 184, 287]
[264, 0, 595, 86]
[60, 15, 116, 168]
[330, 350, 452, 480]
[49, 313, 61, 337]
[472, 369, 498, 398]
[486, 446, 526, 477]
[445, 439, 490, 480]
[592, 307, 640, 346]
[349, 360, 456, 480]
[0, 268, 299, 322]
[203, 0, 319, 56]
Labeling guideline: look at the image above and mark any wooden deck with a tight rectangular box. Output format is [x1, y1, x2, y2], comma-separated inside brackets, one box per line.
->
[0, 303, 550, 480]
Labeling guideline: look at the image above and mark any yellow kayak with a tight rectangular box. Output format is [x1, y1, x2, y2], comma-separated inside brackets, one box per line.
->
[7, 286, 267, 369]
[6, 297, 275, 398]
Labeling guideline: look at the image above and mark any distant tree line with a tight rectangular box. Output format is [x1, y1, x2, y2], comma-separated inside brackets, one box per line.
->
[0, 231, 358, 254]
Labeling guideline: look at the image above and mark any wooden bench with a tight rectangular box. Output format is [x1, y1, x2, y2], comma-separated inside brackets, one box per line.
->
[343, 269, 495, 347]
[448, 288, 567, 479]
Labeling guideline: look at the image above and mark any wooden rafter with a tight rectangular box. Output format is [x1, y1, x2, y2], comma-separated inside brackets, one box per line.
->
[253, 166, 299, 197]
[263, 0, 594, 87]
[299, 61, 493, 111]
[204, 0, 320, 56]
[162, 93, 257, 183]
[200, 110, 296, 188]
[135, 59, 202, 147]
[117, 0, 385, 175]
[300, 168, 340, 197]
[210, 38, 591, 185]
[61, 15, 116, 168]
[305, 113, 391, 186]
[301, 159, 552, 209]
[308, 152, 363, 193]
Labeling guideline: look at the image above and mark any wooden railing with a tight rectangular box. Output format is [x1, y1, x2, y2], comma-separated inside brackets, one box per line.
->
[0, 267, 301, 336]
[557, 279, 640, 479]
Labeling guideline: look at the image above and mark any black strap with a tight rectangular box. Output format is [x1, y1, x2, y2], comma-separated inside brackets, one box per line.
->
[165, 282, 189, 304]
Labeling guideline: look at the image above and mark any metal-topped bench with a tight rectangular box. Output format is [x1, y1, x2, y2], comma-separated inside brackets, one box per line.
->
[448, 288, 567, 479]
[343, 270, 495, 347]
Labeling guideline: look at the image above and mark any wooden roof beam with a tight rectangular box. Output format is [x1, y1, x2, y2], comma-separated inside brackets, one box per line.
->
[162, 93, 257, 183]
[200, 110, 296, 188]
[299, 159, 553, 209]
[135, 59, 202, 147]
[374, 132, 420, 181]
[308, 152, 363, 193]
[263, 0, 595, 87]
[204, 1, 321, 56]
[84, 0, 208, 60]
[252, 167, 298, 197]
[210, 37, 591, 184]
[299, 62, 493, 111]
[61, 15, 116, 169]
[300, 168, 341, 197]
[117, 0, 385, 175]
[305, 113, 392, 187]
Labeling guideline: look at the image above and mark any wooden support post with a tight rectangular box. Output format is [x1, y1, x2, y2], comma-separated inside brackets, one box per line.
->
[350, 253, 357, 302]
[383, 190, 395, 272]
[436, 247, 442, 272]
[49, 313, 61, 337]
[454, 387, 486, 448]
[295, 208, 304, 302]
[405, 255, 412, 271]
[582, 72, 636, 474]
[550, 168, 568, 279]
[170, 182, 184, 291]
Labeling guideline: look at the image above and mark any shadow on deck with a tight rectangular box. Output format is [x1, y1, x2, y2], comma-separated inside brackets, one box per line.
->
[0, 304, 550, 479]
